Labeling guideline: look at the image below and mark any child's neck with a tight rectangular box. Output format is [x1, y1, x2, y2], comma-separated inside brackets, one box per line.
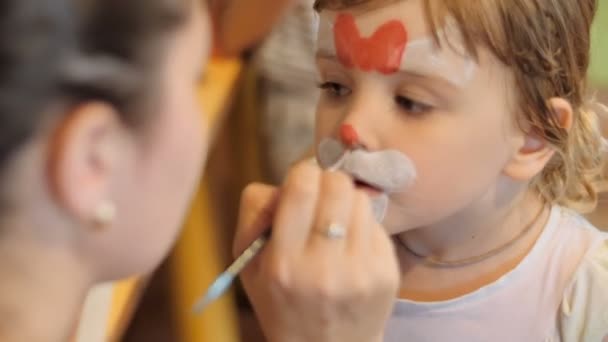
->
[0, 228, 91, 341]
[396, 188, 550, 301]
[399, 188, 545, 262]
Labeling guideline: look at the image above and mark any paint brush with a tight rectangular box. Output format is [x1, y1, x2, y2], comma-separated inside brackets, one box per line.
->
[192, 159, 341, 314]
[192, 230, 271, 314]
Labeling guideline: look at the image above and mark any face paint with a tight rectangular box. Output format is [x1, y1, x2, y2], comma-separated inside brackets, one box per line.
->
[334, 13, 408, 75]
[316, 138, 417, 222]
[316, 1, 476, 86]
[340, 124, 360, 147]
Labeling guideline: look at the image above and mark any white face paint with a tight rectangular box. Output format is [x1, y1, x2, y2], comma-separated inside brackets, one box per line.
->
[317, 138, 417, 222]
[316, 1, 476, 86]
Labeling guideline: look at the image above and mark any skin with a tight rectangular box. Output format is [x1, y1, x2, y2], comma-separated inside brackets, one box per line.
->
[234, 166, 400, 342]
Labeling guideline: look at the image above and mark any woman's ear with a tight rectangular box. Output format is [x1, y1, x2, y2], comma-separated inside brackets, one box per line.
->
[503, 97, 573, 181]
[47, 101, 128, 225]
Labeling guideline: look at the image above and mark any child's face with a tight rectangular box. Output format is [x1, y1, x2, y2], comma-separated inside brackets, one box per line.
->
[314, 0, 525, 233]
[95, 1, 211, 278]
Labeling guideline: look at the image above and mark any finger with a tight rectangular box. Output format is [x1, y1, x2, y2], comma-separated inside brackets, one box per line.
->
[233, 183, 280, 258]
[271, 161, 321, 254]
[308, 170, 355, 251]
[369, 214, 400, 287]
[346, 190, 375, 254]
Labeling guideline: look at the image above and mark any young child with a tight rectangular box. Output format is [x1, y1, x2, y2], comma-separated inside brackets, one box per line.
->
[237, 0, 608, 339]
[308, 0, 608, 340]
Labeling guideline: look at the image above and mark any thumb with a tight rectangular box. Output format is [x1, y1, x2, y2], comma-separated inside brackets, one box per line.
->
[233, 183, 280, 258]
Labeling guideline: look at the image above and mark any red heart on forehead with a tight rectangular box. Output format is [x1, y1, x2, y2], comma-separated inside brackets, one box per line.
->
[334, 13, 408, 75]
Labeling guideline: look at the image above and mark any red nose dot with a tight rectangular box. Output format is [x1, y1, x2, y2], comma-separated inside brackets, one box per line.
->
[340, 124, 359, 147]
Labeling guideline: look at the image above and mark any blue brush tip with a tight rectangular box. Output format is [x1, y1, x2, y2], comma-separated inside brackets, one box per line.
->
[192, 272, 236, 314]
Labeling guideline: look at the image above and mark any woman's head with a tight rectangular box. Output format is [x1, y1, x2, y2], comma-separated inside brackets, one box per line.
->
[0, 0, 211, 280]
[312, 0, 605, 233]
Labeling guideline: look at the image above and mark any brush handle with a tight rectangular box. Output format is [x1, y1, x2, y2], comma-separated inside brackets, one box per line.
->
[192, 229, 272, 313]
[226, 229, 271, 275]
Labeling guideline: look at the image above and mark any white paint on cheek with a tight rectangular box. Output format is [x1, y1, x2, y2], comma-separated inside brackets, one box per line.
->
[370, 194, 389, 222]
[316, 138, 417, 222]
[343, 149, 417, 192]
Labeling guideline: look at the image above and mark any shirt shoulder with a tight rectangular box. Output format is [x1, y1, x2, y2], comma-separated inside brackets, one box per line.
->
[559, 219, 608, 342]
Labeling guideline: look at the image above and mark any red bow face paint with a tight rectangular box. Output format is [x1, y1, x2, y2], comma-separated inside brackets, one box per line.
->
[315, 2, 477, 86]
[334, 13, 408, 75]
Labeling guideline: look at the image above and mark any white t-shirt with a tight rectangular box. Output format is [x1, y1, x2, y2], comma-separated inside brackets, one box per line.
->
[385, 206, 608, 342]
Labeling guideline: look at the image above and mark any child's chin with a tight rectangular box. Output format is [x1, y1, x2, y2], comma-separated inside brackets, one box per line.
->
[381, 211, 420, 236]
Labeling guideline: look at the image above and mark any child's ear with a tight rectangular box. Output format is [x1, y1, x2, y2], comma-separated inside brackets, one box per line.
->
[547, 97, 573, 131]
[503, 97, 573, 181]
[47, 101, 129, 225]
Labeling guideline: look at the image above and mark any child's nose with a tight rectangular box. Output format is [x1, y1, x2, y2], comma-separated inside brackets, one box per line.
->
[340, 124, 359, 148]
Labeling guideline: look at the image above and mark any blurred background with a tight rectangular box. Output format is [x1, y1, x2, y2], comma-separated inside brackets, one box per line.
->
[76, 1, 608, 341]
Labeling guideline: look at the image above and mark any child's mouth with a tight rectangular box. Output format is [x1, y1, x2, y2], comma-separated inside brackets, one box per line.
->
[353, 179, 384, 197]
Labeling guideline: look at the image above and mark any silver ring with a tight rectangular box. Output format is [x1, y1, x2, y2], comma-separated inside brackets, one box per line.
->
[320, 223, 347, 240]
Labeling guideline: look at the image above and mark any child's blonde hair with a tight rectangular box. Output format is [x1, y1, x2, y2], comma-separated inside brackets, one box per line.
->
[314, 0, 607, 213]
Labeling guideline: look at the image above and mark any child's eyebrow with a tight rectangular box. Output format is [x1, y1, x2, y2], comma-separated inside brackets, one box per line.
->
[315, 52, 464, 92]
[396, 70, 462, 95]
[399, 63, 465, 89]
[315, 48, 336, 60]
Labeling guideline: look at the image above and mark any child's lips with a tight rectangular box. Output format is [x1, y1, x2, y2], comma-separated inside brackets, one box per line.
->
[353, 179, 384, 197]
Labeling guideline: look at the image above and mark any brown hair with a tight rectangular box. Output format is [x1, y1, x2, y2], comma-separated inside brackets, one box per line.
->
[314, 0, 607, 212]
[0, 0, 188, 172]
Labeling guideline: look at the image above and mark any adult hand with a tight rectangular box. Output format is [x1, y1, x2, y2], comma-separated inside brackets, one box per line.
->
[234, 162, 399, 342]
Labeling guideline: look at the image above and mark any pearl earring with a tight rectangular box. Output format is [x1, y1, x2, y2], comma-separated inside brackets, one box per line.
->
[93, 201, 116, 226]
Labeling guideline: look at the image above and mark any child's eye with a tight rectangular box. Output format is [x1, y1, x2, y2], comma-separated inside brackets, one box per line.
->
[395, 95, 433, 115]
[318, 82, 351, 98]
